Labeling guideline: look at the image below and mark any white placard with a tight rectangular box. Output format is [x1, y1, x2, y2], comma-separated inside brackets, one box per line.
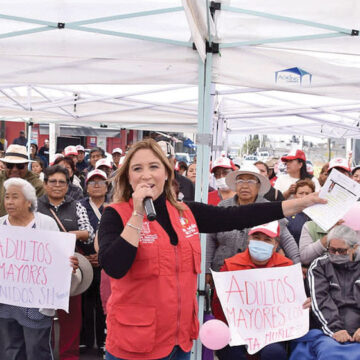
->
[212, 263, 309, 354]
[304, 168, 360, 231]
[0, 225, 76, 312]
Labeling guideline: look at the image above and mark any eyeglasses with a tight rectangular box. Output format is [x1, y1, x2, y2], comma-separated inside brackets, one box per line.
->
[47, 179, 68, 186]
[235, 179, 259, 186]
[87, 180, 106, 186]
[6, 163, 26, 170]
[328, 246, 348, 255]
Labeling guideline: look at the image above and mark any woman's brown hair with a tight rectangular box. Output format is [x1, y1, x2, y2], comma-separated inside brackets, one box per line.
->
[112, 139, 184, 211]
[295, 178, 315, 194]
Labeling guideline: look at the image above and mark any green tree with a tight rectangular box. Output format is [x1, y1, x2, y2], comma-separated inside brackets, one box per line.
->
[242, 137, 260, 154]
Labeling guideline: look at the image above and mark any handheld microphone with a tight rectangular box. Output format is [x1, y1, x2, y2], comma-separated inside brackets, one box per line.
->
[144, 197, 157, 221]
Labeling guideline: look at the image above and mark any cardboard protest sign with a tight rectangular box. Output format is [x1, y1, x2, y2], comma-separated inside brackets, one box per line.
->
[212, 263, 309, 354]
[0, 225, 76, 312]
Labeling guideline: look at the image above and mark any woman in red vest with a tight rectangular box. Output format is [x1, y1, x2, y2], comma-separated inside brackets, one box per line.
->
[98, 139, 324, 360]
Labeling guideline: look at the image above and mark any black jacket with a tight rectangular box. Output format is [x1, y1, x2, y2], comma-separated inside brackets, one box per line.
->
[308, 254, 360, 336]
[174, 171, 195, 202]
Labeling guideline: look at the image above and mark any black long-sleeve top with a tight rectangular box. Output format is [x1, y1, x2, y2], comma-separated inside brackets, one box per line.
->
[98, 193, 284, 278]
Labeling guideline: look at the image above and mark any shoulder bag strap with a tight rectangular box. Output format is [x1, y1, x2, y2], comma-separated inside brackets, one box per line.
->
[49, 208, 67, 233]
[89, 199, 102, 221]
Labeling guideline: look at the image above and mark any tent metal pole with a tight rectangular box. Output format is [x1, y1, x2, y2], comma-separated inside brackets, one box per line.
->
[221, 5, 353, 34]
[192, 50, 213, 359]
[70, 7, 184, 25]
[49, 123, 58, 164]
[220, 32, 345, 48]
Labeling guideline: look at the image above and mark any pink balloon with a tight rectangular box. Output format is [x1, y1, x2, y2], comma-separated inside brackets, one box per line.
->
[199, 319, 230, 350]
[343, 202, 360, 231]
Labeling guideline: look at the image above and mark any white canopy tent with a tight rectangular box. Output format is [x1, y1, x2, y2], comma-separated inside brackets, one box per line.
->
[0, 2, 359, 357]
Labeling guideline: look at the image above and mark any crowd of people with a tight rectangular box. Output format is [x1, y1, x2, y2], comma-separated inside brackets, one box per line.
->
[0, 137, 359, 360]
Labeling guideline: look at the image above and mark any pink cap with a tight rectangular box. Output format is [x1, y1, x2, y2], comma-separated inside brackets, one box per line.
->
[95, 158, 112, 169]
[64, 145, 78, 156]
[281, 149, 306, 162]
[211, 157, 236, 173]
[248, 221, 280, 238]
[328, 157, 350, 172]
[86, 169, 107, 184]
[76, 145, 85, 152]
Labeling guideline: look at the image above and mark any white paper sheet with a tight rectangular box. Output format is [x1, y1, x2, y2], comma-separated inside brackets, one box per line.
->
[303, 168, 360, 231]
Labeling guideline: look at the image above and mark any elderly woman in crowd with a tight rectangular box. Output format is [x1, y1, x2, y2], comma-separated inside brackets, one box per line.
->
[54, 156, 83, 200]
[0, 178, 78, 360]
[37, 165, 94, 360]
[290, 225, 360, 360]
[97, 139, 323, 360]
[206, 164, 300, 286]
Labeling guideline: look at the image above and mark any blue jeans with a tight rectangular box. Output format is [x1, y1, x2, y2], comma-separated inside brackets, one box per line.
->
[106, 345, 191, 360]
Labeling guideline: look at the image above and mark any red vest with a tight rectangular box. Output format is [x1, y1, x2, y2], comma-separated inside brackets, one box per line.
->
[106, 200, 201, 359]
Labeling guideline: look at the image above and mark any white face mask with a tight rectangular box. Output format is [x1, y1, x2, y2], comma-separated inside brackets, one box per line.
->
[215, 177, 229, 191]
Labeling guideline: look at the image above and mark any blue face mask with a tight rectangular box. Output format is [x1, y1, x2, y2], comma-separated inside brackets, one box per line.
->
[248, 240, 274, 261]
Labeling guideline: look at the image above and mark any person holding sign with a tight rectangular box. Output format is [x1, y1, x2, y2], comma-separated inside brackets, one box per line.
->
[206, 164, 300, 284]
[212, 221, 292, 360]
[292, 225, 360, 360]
[98, 139, 325, 360]
[0, 178, 79, 360]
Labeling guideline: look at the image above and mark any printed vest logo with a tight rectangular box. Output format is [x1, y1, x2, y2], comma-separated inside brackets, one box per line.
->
[139, 221, 158, 244]
[275, 67, 312, 86]
[180, 217, 199, 238]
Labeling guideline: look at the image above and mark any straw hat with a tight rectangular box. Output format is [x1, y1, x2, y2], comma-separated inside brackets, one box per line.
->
[70, 252, 94, 297]
[225, 164, 271, 195]
[2, 144, 33, 163]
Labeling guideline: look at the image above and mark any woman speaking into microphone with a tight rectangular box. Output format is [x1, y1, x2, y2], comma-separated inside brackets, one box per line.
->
[98, 139, 325, 360]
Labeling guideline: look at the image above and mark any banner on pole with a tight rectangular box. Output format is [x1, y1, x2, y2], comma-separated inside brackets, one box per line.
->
[0, 225, 76, 312]
[212, 263, 309, 354]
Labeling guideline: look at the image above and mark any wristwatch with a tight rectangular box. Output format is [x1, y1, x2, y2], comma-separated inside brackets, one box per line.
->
[132, 210, 144, 218]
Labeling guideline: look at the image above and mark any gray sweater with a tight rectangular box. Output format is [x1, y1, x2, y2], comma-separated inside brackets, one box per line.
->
[206, 195, 300, 272]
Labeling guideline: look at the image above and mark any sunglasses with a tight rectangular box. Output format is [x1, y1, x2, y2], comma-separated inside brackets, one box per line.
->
[6, 163, 26, 170]
[328, 246, 348, 255]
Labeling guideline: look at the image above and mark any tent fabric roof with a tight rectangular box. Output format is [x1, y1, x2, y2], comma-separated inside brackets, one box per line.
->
[0, 0, 359, 137]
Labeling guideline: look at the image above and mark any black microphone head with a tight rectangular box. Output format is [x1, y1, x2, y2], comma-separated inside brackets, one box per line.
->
[147, 213, 157, 221]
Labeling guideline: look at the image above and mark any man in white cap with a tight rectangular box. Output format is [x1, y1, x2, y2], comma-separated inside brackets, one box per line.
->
[76, 145, 88, 172]
[212, 221, 293, 360]
[0, 144, 44, 216]
[157, 140, 195, 201]
[112, 148, 123, 168]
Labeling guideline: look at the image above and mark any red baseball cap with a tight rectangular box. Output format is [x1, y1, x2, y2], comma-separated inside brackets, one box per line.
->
[248, 221, 280, 238]
[281, 149, 306, 162]
[211, 157, 236, 173]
